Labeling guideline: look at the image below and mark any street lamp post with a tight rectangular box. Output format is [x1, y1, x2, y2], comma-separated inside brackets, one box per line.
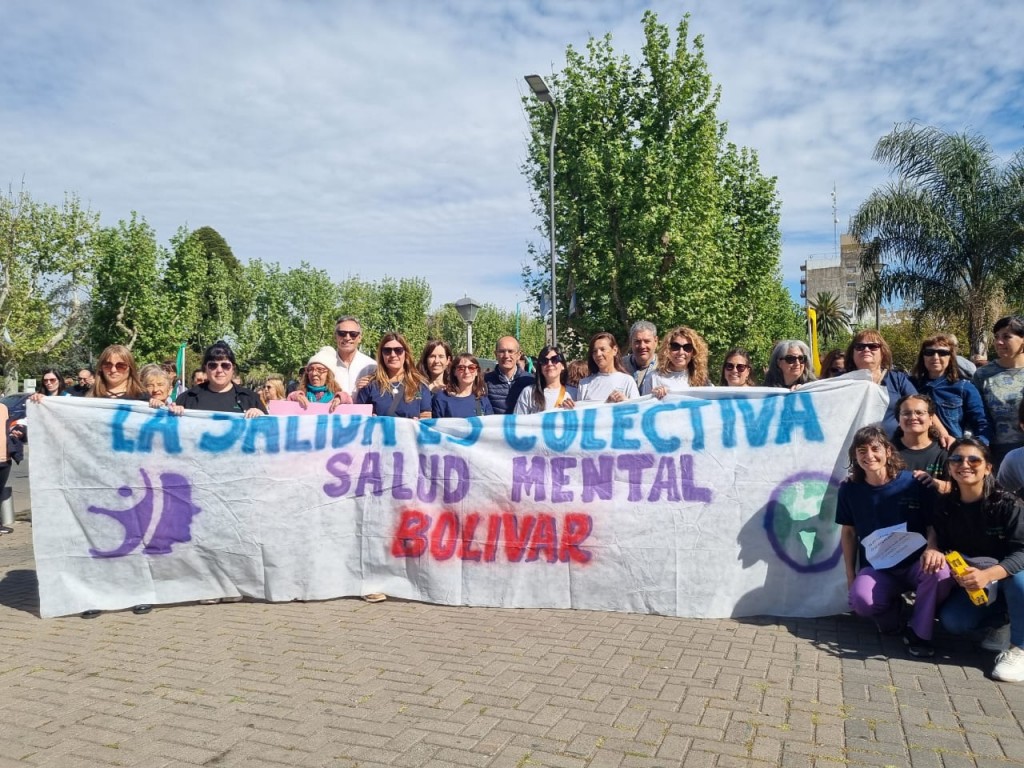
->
[454, 296, 482, 355]
[524, 73, 558, 348]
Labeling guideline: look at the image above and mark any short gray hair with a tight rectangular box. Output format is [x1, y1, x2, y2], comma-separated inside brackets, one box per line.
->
[334, 315, 362, 330]
[629, 320, 657, 342]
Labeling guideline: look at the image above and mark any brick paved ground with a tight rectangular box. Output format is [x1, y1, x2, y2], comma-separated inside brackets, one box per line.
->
[3, 460, 1024, 767]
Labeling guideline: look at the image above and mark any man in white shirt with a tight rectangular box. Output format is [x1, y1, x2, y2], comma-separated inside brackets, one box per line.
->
[622, 320, 658, 391]
[315, 315, 377, 403]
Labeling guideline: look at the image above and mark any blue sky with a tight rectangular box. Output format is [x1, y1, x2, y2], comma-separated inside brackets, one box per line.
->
[3, 0, 1022, 314]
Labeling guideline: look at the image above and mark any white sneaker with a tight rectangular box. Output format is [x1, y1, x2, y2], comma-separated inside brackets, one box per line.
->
[981, 624, 1011, 652]
[991, 646, 1024, 682]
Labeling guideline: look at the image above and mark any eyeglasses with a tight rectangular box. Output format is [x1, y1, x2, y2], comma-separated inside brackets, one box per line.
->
[854, 342, 881, 352]
[205, 361, 233, 371]
[723, 362, 748, 372]
[335, 329, 360, 338]
[382, 346, 405, 356]
[923, 348, 952, 357]
[42, 377, 59, 384]
[899, 409, 929, 418]
[782, 355, 806, 365]
[540, 355, 563, 365]
[669, 341, 695, 354]
[101, 361, 129, 372]
[307, 366, 328, 375]
[455, 364, 478, 373]
[948, 454, 985, 467]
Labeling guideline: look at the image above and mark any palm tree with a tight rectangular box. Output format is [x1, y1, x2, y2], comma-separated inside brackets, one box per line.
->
[850, 123, 1024, 355]
[809, 291, 851, 347]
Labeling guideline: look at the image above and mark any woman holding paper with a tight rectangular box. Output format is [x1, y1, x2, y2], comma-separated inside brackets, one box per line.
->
[927, 437, 1024, 682]
[837, 425, 953, 657]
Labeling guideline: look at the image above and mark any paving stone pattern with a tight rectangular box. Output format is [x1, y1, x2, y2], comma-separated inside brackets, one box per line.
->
[2, 461, 1024, 767]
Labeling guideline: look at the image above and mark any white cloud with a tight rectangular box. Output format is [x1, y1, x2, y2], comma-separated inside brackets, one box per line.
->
[1, 0, 1021, 322]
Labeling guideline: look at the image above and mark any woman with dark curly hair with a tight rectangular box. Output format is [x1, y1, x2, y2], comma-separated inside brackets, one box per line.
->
[819, 349, 846, 378]
[837, 425, 952, 657]
[644, 326, 712, 398]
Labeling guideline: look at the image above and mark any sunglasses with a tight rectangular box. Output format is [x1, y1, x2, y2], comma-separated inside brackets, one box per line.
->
[205, 360, 233, 371]
[540, 355, 563, 365]
[101, 361, 129, 372]
[306, 366, 329, 375]
[335, 329, 360, 338]
[382, 346, 405, 356]
[948, 454, 985, 467]
[42, 377, 59, 383]
[669, 341, 695, 354]
[455, 364, 478, 373]
[829, 366, 845, 375]
[782, 355, 806, 365]
[923, 348, 952, 357]
[723, 362, 748, 372]
[854, 342, 881, 352]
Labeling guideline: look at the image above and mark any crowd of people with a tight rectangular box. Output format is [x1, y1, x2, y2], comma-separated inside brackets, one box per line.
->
[7, 312, 1024, 682]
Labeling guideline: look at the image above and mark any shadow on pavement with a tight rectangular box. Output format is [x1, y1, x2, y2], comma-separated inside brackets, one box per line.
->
[0, 568, 40, 616]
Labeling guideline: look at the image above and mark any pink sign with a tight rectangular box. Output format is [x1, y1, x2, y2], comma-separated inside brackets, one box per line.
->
[267, 401, 373, 416]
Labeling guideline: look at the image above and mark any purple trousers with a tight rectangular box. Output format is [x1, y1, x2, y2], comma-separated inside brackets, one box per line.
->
[849, 561, 953, 639]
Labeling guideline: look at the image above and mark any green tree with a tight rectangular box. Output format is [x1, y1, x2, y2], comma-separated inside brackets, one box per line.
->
[0, 186, 98, 387]
[89, 213, 173, 358]
[523, 11, 800, 364]
[427, 303, 548, 361]
[337, 276, 432, 354]
[850, 123, 1024, 356]
[809, 291, 851, 348]
[236, 260, 340, 376]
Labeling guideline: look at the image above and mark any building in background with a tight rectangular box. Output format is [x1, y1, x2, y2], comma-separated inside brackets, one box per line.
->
[800, 234, 874, 324]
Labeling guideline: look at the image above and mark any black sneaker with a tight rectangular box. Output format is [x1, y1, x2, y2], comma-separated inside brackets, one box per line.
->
[903, 627, 935, 658]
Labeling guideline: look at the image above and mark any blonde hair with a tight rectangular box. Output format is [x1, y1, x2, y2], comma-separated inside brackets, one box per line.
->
[89, 345, 145, 399]
[656, 326, 710, 386]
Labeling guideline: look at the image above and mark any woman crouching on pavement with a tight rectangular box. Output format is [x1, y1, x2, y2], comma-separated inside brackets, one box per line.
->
[837, 425, 953, 657]
[927, 437, 1024, 681]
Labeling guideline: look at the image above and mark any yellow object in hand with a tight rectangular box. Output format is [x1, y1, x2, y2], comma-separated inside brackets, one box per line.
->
[945, 551, 989, 606]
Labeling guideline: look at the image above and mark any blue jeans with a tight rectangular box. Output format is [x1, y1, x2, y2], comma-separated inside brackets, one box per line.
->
[939, 570, 1024, 647]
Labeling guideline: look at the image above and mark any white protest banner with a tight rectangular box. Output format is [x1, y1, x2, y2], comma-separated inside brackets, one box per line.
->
[29, 378, 886, 618]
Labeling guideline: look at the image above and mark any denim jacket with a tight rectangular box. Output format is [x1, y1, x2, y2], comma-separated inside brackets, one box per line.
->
[914, 375, 992, 444]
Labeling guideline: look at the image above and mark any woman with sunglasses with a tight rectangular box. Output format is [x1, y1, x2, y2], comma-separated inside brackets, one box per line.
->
[844, 330, 916, 439]
[176, 341, 265, 418]
[719, 348, 755, 387]
[819, 350, 846, 379]
[763, 340, 816, 389]
[925, 438, 1024, 681]
[37, 367, 70, 396]
[838, 425, 952, 657]
[287, 350, 343, 410]
[515, 345, 576, 414]
[577, 332, 639, 404]
[260, 376, 286, 406]
[432, 353, 494, 418]
[418, 340, 452, 394]
[911, 334, 990, 445]
[973, 316, 1024, 468]
[356, 333, 431, 418]
[893, 394, 951, 494]
[645, 326, 712, 398]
